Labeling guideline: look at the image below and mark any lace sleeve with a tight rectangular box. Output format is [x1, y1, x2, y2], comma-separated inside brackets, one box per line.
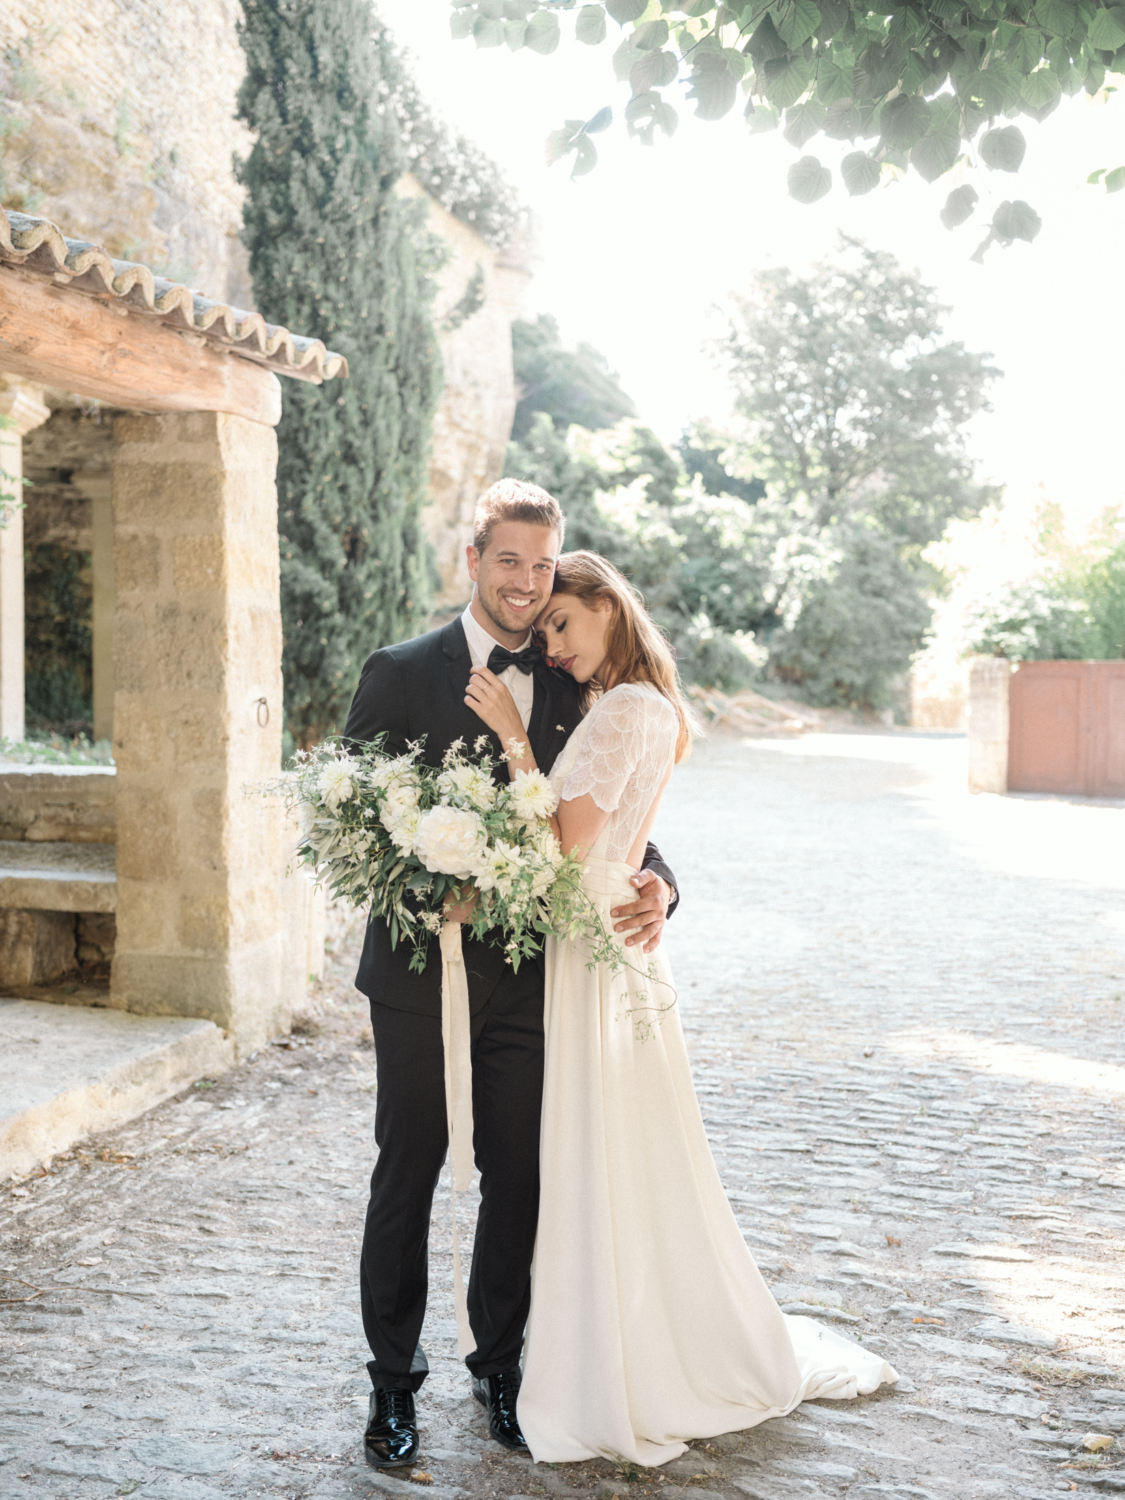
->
[560, 684, 678, 815]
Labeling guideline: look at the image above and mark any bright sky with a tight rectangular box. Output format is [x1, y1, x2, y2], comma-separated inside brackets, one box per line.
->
[378, 2, 1125, 522]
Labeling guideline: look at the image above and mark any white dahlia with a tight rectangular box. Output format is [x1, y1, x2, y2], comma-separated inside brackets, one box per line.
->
[318, 760, 356, 813]
[437, 762, 498, 811]
[508, 769, 558, 826]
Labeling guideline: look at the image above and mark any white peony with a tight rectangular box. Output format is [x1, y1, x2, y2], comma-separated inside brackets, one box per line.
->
[437, 763, 497, 811]
[318, 760, 356, 813]
[474, 839, 524, 897]
[509, 769, 558, 826]
[413, 805, 488, 878]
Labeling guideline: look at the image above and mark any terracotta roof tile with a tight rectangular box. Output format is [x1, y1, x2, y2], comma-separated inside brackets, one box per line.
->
[0, 206, 348, 384]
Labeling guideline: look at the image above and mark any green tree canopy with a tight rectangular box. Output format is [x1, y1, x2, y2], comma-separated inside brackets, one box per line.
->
[716, 237, 999, 550]
[512, 312, 637, 438]
[238, 0, 442, 747]
[970, 506, 1125, 658]
[505, 241, 999, 709]
[449, 0, 1125, 250]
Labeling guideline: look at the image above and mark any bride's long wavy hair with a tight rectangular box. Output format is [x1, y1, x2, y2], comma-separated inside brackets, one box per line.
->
[544, 551, 693, 763]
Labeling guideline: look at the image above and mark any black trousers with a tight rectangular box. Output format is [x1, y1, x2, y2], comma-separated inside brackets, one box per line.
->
[360, 958, 545, 1392]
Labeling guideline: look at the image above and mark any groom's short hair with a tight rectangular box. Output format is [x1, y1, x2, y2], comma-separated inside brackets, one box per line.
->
[473, 479, 565, 555]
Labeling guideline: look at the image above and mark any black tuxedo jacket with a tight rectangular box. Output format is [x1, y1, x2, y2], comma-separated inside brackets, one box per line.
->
[343, 617, 678, 1017]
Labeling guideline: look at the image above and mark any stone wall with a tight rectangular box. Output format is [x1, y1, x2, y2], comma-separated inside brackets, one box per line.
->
[0, 0, 253, 305]
[0, 764, 115, 843]
[403, 178, 531, 605]
[1, 4, 529, 608]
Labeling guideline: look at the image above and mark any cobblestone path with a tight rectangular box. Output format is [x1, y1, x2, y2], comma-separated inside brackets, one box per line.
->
[3, 731, 1124, 1500]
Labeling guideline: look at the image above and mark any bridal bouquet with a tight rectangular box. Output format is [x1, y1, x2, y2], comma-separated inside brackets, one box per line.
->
[269, 734, 597, 974]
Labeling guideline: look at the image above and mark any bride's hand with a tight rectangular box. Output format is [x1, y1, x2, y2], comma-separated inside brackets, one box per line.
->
[444, 884, 478, 925]
[465, 665, 525, 747]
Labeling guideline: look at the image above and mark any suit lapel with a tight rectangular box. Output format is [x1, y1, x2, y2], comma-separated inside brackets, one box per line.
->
[531, 665, 581, 773]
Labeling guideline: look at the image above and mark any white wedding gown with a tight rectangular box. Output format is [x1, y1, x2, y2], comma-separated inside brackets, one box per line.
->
[518, 682, 898, 1465]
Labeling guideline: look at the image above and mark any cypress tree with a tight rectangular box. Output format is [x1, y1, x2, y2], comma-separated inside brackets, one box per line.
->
[236, 0, 441, 746]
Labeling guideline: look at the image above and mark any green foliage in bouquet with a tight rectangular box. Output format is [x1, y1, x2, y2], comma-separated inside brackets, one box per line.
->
[237, 0, 442, 747]
[448, 0, 1125, 251]
[270, 734, 596, 973]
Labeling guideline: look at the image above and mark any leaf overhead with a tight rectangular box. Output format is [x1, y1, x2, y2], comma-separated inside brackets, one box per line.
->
[449, 0, 1125, 252]
[631, 18, 670, 50]
[879, 93, 933, 152]
[605, 0, 646, 21]
[841, 150, 882, 195]
[687, 54, 741, 119]
[747, 13, 789, 65]
[631, 48, 679, 92]
[784, 97, 828, 148]
[940, 182, 980, 229]
[788, 154, 833, 202]
[761, 52, 812, 110]
[992, 198, 1043, 242]
[571, 134, 599, 176]
[979, 125, 1027, 173]
[910, 97, 962, 183]
[1086, 4, 1125, 47]
[472, 15, 504, 46]
[546, 119, 586, 165]
[576, 5, 607, 45]
[525, 9, 560, 53]
[775, 0, 822, 49]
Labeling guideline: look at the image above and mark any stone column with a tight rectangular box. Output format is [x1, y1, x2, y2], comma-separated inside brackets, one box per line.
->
[967, 657, 1011, 795]
[0, 380, 50, 743]
[110, 411, 290, 1053]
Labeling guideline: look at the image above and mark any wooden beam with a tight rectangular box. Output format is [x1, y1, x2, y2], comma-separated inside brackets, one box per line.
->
[0, 267, 282, 426]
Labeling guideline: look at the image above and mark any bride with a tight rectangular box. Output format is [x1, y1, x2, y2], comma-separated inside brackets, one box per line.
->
[464, 550, 898, 1466]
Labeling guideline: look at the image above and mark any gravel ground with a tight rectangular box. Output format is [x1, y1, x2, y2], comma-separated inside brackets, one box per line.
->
[3, 729, 1124, 1500]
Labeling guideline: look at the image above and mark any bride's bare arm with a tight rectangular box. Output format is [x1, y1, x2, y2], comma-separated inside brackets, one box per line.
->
[554, 793, 610, 860]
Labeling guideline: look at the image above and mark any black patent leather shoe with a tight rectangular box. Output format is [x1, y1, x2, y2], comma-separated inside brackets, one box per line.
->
[472, 1368, 529, 1452]
[364, 1387, 419, 1469]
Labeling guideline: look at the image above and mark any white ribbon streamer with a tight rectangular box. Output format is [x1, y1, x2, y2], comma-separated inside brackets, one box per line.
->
[440, 920, 475, 1359]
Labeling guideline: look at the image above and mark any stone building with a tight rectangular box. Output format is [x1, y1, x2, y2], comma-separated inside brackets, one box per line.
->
[0, 203, 344, 1172]
[0, 0, 530, 618]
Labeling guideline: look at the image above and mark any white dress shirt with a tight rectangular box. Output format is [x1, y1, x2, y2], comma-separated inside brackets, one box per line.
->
[461, 603, 535, 731]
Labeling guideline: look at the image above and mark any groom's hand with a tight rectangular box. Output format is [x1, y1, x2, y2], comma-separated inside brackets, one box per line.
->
[610, 870, 670, 955]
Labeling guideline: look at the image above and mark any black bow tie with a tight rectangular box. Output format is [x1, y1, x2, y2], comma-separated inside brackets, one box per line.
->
[486, 643, 542, 676]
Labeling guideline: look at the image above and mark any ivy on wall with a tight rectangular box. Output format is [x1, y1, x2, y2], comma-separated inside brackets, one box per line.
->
[377, 17, 525, 249]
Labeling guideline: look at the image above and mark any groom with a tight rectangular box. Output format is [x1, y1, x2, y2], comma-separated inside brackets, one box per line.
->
[343, 479, 679, 1468]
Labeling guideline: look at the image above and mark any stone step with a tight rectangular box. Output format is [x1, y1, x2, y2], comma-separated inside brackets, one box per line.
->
[0, 839, 116, 912]
[1, 998, 233, 1178]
